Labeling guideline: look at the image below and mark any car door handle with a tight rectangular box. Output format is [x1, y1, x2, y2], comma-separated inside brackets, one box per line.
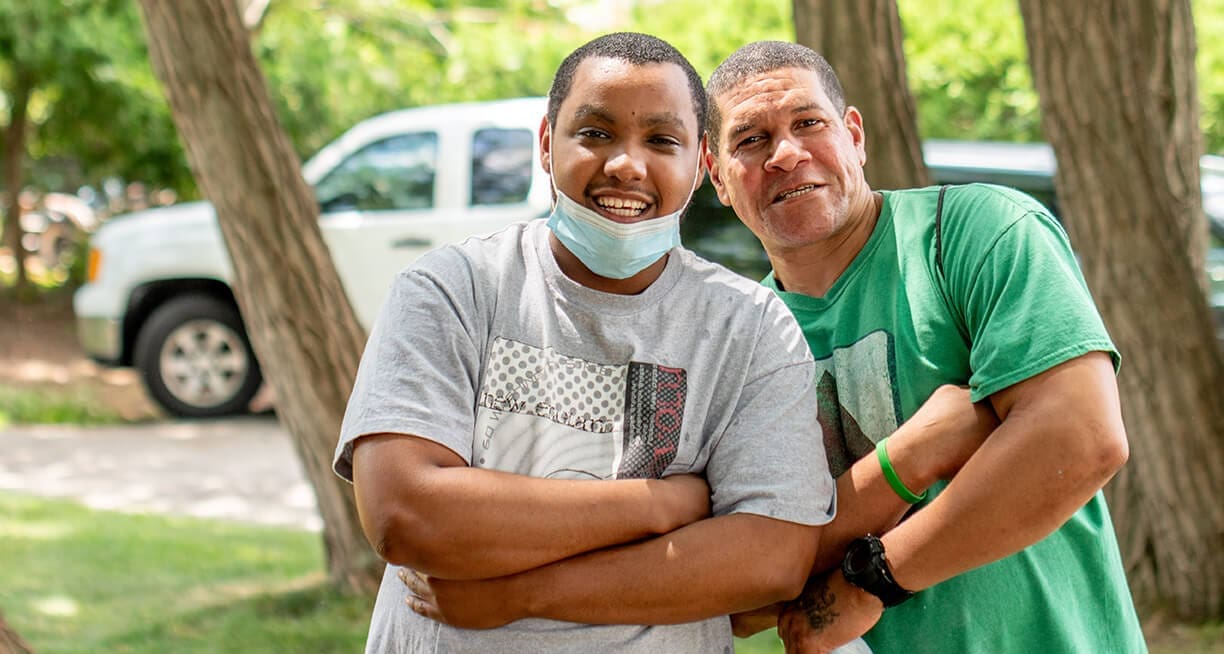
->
[391, 237, 432, 249]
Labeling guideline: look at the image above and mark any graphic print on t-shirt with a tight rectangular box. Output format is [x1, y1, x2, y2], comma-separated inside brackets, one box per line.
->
[813, 330, 903, 477]
[474, 337, 686, 480]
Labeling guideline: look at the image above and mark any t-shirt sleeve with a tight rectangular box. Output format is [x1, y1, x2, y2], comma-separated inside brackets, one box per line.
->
[940, 185, 1119, 402]
[332, 251, 483, 482]
[703, 304, 836, 526]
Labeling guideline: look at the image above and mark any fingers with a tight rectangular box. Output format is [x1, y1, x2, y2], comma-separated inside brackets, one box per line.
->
[397, 568, 429, 596]
[398, 568, 439, 619]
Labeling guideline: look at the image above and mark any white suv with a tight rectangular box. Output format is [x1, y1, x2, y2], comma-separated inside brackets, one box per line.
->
[75, 97, 552, 417]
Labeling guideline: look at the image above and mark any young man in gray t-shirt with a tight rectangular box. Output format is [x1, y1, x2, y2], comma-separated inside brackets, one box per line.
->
[333, 32, 990, 654]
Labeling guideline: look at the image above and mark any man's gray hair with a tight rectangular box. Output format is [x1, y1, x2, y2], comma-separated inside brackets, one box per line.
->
[705, 41, 846, 153]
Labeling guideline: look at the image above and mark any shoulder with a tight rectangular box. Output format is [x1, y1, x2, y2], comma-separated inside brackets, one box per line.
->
[403, 220, 536, 285]
[945, 183, 1053, 219]
[889, 184, 1065, 257]
[888, 183, 1051, 225]
[675, 247, 792, 314]
[674, 248, 813, 364]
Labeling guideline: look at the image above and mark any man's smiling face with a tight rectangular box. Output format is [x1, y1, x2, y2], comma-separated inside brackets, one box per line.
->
[541, 56, 701, 226]
[706, 66, 869, 253]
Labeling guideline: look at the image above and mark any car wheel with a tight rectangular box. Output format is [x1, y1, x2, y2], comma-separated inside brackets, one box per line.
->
[133, 295, 263, 418]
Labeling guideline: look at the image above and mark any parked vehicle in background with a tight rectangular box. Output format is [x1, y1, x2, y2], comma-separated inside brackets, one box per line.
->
[75, 97, 550, 417]
[74, 97, 1224, 418]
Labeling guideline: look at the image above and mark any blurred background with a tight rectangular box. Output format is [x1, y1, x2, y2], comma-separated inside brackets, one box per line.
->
[2, 1, 1223, 652]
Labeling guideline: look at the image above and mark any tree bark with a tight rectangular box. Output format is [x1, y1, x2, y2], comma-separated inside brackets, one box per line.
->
[791, 0, 930, 190]
[3, 72, 32, 297]
[0, 612, 33, 654]
[1019, 0, 1224, 619]
[135, 0, 381, 593]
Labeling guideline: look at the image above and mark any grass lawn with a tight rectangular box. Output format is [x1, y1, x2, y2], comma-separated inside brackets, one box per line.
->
[2, 491, 1220, 653]
[0, 492, 371, 653]
[0, 383, 125, 428]
[0, 491, 788, 653]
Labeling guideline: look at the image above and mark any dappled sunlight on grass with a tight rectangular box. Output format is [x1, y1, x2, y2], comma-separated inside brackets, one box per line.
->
[0, 516, 76, 540]
[31, 596, 79, 618]
[0, 492, 369, 653]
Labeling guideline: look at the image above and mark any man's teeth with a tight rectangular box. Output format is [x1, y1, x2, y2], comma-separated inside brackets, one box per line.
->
[596, 198, 647, 216]
[778, 185, 818, 201]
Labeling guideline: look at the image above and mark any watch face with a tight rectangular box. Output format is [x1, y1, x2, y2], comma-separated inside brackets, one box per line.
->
[846, 540, 875, 575]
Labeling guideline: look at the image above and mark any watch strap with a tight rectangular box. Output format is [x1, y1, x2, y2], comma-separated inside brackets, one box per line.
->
[841, 535, 915, 608]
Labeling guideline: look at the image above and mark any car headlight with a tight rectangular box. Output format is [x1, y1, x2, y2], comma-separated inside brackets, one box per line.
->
[87, 247, 103, 282]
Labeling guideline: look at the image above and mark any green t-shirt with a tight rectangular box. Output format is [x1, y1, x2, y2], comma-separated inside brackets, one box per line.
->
[764, 184, 1145, 653]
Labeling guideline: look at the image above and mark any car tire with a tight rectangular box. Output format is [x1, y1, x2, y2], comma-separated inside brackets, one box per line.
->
[133, 294, 263, 418]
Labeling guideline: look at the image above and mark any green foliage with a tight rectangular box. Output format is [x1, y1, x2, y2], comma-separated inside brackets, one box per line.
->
[256, 0, 579, 160]
[623, 0, 792, 80]
[899, 0, 1042, 143]
[3, 0, 1222, 205]
[1196, 0, 1224, 154]
[0, 0, 193, 194]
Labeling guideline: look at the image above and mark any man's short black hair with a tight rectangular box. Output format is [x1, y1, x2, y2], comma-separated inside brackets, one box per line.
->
[547, 32, 706, 137]
[705, 41, 846, 153]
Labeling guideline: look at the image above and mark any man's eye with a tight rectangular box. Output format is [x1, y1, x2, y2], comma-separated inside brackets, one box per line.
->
[649, 136, 681, 147]
[577, 128, 610, 139]
[798, 118, 827, 130]
[735, 135, 764, 150]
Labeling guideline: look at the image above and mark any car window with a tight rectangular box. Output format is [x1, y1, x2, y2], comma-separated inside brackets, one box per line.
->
[471, 128, 534, 206]
[681, 180, 772, 281]
[315, 132, 438, 213]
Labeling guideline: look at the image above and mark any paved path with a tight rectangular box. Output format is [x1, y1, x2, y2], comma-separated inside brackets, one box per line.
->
[0, 416, 322, 531]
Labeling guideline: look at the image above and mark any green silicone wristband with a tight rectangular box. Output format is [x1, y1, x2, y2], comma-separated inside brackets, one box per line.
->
[876, 438, 927, 504]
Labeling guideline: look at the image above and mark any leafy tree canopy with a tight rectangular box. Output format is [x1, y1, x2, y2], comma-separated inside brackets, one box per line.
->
[2, 0, 1221, 202]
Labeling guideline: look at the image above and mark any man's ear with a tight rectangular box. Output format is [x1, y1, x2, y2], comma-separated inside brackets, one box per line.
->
[844, 106, 867, 166]
[703, 139, 731, 207]
[538, 115, 552, 175]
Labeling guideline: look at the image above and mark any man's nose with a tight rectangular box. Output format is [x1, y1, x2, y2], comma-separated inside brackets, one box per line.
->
[605, 148, 647, 182]
[765, 136, 811, 172]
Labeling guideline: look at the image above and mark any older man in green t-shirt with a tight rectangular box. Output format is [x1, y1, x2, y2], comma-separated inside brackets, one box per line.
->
[704, 41, 1146, 653]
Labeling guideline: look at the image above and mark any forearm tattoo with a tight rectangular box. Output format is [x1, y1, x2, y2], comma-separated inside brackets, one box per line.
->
[794, 574, 839, 631]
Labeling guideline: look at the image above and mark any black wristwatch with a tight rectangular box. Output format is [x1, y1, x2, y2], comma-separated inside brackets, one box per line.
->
[841, 534, 915, 607]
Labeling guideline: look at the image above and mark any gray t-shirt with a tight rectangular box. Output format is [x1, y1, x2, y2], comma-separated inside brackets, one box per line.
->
[334, 219, 835, 654]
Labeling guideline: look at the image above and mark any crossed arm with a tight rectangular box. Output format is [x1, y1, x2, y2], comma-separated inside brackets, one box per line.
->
[729, 383, 999, 637]
[774, 352, 1130, 652]
[351, 434, 712, 581]
[351, 433, 819, 627]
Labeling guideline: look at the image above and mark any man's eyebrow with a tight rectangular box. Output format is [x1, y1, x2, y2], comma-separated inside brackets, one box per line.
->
[729, 119, 757, 140]
[572, 104, 615, 123]
[727, 102, 829, 140]
[640, 112, 687, 130]
[789, 102, 823, 116]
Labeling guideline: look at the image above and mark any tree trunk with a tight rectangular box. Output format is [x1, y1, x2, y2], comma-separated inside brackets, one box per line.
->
[791, 0, 930, 190]
[0, 612, 33, 654]
[3, 73, 31, 297]
[136, 0, 381, 593]
[1019, 0, 1224, 619]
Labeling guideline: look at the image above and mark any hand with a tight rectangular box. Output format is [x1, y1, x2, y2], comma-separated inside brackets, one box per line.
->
[904, 385, 999, 481]
[399, 567, 522, 629]
[654, 473, 711, 532]
[777, 571, 882, 654]
[730, 602, 782, 638]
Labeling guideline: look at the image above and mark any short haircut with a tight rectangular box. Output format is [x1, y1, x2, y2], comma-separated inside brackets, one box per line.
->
[547, 32, 707, 137]
[705, 41, 846, 153]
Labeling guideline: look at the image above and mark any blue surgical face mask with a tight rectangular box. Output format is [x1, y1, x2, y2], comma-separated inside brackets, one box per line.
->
[546, 160, 700, 280]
